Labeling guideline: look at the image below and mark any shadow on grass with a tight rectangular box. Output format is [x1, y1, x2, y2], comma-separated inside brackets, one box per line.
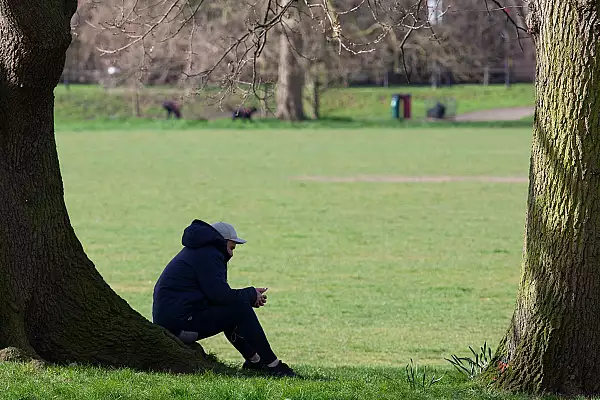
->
[209, 362, 334, 382]
[55, 116, 534, 132]
[194, 347, 334, 381]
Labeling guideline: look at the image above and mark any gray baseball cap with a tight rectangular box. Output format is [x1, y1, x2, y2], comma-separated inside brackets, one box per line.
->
[211, 222, 247, 244]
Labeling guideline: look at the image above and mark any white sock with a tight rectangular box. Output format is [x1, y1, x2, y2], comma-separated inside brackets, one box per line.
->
[267, 359, 280, 368]
[249, 354, 261, 363]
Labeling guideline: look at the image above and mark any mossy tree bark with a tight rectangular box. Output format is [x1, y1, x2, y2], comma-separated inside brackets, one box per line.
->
[0, 0, 209, 372]
[275, 2, 306, 121]
[494, 0, 600, 395]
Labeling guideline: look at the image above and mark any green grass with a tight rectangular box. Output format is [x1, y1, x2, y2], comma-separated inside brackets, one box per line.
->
[55, 126, 531, 367]
[54, 83, 534, 122]
[6, 125, 548, 398]
[1, 362, 566, 400]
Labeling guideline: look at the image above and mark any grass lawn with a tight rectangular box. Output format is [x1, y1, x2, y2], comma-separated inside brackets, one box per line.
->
[54, 83, 533, 122]
[3, 125, 553, 399]
[1, 362, 565, 400]
[56, 126, 530, 368]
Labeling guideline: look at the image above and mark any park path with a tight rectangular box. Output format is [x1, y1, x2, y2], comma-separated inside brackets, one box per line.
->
[455, 106, 534, 121]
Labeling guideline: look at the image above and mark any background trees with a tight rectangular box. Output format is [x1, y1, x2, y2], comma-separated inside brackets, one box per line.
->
[62, 0, 534, 119]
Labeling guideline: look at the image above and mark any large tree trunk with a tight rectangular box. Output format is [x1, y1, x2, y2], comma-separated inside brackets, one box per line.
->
[275, 3, 306, 121]
[493, 0, 600, 395]
[0, 0, 209, 372]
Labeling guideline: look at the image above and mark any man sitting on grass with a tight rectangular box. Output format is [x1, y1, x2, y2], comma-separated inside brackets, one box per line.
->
[152, 219, 296, 377]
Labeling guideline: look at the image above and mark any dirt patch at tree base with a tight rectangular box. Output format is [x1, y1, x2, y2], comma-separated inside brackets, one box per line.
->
[293, 175, 528, 183]
[0, 346, 43, 365]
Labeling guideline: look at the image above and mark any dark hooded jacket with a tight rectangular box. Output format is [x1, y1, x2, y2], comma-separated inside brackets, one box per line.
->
[152, 219, 257, 333]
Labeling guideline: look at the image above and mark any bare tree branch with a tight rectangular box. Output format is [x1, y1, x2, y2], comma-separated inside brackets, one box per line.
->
[68, 0, 532, 116]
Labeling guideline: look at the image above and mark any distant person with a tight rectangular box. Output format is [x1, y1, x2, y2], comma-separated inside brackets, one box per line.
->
[152, 220, 296, 377]
[163, 101, 182, 119]
[232, 106, 258, 121]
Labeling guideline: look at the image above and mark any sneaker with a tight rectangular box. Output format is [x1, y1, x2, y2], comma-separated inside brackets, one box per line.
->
[263, 361, 296, 377]
[242, 360, 264, 371]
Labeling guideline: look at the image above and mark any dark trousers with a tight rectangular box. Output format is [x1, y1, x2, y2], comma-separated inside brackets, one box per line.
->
[188, 302, 277, 365]
[166, 109, 181, 119]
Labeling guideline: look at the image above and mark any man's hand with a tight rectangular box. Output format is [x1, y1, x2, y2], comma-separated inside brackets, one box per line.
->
[254, 287, 268, 308]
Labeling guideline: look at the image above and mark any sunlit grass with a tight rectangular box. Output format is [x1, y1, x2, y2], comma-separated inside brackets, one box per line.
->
[2, 124, 556, 399]
[1, 362, 565, 400]
[56, 126, 530, 367]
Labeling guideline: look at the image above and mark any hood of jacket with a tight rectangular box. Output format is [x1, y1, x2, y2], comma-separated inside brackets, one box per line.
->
[181, 219, 229, 259]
